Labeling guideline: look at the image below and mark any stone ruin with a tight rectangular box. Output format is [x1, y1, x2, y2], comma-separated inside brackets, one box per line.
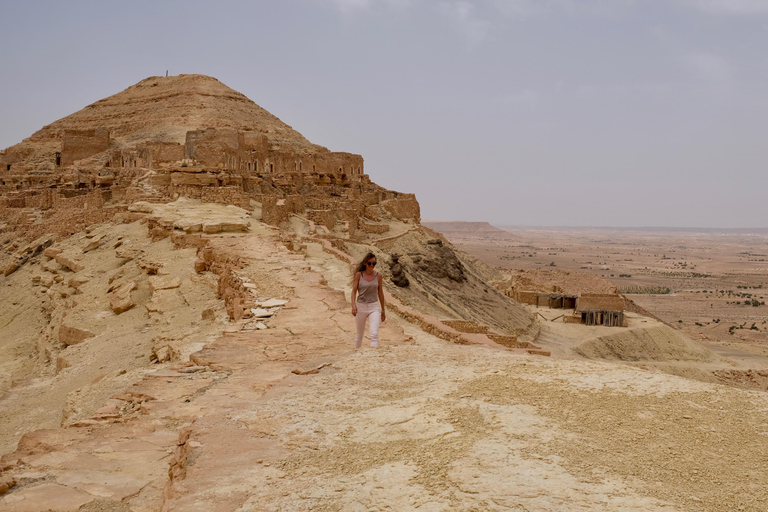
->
[0, 74, 420, 242]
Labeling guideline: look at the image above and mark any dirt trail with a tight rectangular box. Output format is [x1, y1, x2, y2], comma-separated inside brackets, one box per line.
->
[2, 225, 768, 511]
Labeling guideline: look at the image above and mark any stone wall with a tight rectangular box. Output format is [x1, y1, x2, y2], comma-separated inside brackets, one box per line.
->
[262, 195, 306, 226]
[380, 194, 420, 223]
[61, 129, 110, 167]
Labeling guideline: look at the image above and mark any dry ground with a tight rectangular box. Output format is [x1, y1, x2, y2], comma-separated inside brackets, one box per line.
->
[2, 216, 768, 511]
[431, 224, 768, 366]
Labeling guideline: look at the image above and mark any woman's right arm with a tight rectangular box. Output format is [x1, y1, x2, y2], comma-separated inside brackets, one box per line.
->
[351, 272, 360, 316]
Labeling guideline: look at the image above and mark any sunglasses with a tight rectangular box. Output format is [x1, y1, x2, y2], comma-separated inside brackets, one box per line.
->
[367, 261, 377, 267]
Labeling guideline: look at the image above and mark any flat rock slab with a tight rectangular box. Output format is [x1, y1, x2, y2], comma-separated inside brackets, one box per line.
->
[0, 482, 93, 511]
[257, 298, 288, 308]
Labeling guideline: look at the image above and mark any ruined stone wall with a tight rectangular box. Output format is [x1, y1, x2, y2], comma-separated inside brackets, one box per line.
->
[61, 129, 110, 167]
[359, 221, 389, 234]
[261, 195, 306, 226]
[513, 290, 539, 305]
[185, 128, 239, 168]
[183, 128, 364, 181]
[171, 185, 250, 209]
[306, 210, 335, 230]
[143, 142, 185, 168]
[380, 194, 420, 223]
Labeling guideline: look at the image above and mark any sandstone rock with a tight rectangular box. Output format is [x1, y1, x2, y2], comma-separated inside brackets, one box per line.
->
[220, 221, 250, 232]
[250, 308, 273, 318]
[137, 257, 162, 275]
[43, 247, 62, 258]
[68, 276, 89, 289]
[128, 201, 155, 214]
[146, 289, 185, 314]
[115, 246, 141, 261]
[54, 252, 85, 273]
[2, 259, 20, 277]
[389, 254, 410, 287]
[174, 219, 203, 233]
[59, 325, 96, 346]
[201, 308, 215, 322]
[0, 474, 16, 495]
[257, 298, 288, 308]
[202, 222, 222, 234]
[110, 281, 137, 314]
[194, 259, 207, 273]
[16, 235, 54, 260]
[149, 276, 181, 292]
[178, 366, 206, 373]
[55, 357, 71, 374]
[150, 345, 173, 363]
[83, 233, 106, 253]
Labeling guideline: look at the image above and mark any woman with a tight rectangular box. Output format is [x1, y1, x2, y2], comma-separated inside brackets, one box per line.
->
[351, 252, 386, 348]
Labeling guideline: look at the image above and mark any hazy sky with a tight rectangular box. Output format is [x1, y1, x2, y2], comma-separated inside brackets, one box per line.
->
[1, 1, 767, 227]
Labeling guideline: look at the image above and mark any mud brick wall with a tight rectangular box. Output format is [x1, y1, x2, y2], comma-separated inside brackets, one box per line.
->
[61, 129, 110, 167]
[577, 293, 626, 312]
[514, 290, 539, 305]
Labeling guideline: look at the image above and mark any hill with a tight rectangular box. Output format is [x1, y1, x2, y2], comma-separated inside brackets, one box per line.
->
[423, 220, 515, 239]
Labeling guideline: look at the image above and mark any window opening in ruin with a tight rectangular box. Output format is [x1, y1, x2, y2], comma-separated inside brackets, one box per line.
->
[299, 161, 302, 171]
[55, 153, 62, 166]
[270, 163, 273, 172]
[6, 165, 10, 171]
[105, 161, 110, 168]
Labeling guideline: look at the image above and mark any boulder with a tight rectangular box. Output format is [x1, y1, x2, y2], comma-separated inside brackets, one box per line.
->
[43, 247, 63, 258]
[54, 252, 85, 273]
[0, 475, 16, 495]
[149, 276, 181, 292]
[110, 281, 137, 314]
[83, 234, 106, 253]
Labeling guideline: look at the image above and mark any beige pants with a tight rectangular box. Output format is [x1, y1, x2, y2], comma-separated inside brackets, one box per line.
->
[355, 301, 380, 348]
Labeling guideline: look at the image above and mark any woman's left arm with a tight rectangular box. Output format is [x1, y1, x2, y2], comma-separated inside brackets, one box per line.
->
[378, 274, 386, 322]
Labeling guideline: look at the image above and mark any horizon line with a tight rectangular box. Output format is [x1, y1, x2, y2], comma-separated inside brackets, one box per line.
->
[421, 220, 768, 232]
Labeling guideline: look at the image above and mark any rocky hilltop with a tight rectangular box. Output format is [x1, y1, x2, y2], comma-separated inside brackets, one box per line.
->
[1, 77, 766, 512]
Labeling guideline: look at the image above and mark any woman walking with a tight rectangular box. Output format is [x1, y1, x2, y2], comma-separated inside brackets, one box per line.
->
[351, 252, 386, 348]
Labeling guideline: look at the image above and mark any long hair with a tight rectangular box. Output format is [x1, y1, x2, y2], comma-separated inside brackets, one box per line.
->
[353, 251, 377, 277]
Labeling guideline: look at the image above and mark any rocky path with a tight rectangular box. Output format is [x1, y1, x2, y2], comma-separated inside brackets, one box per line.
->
[2, 227, 768, 511]
[0, 229, 409, 511]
